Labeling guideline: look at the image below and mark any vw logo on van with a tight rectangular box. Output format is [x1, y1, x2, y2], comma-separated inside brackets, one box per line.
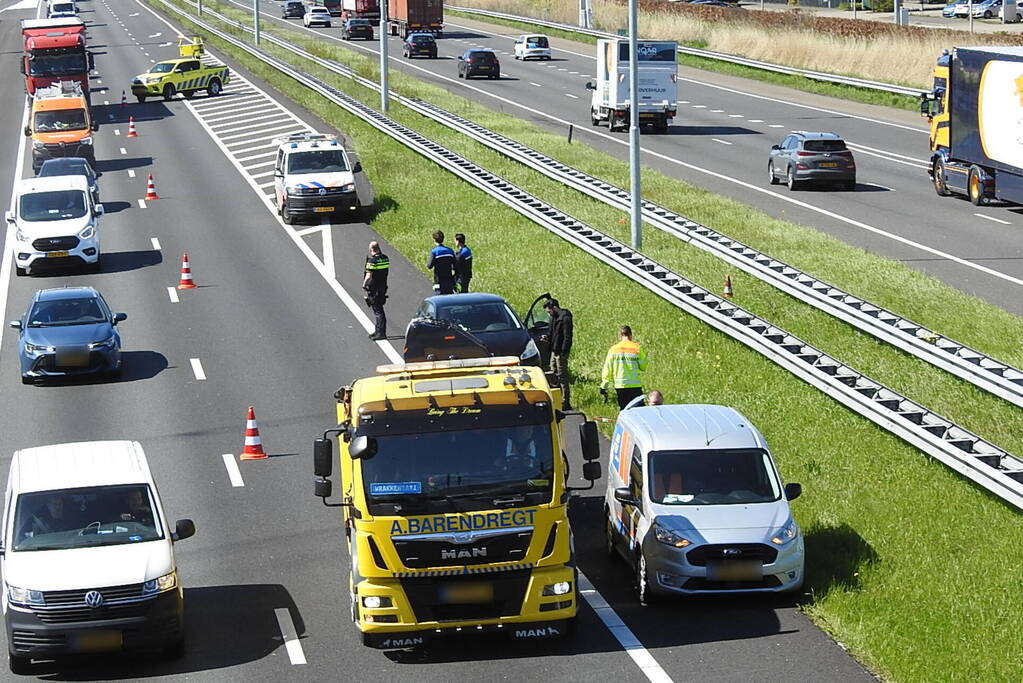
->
[84, 590, 105, 608]
[318, 187, 327, 196]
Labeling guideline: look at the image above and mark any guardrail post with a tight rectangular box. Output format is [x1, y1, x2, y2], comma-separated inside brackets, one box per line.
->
[567, 124, 574, 144]
[197, 0, 202, 16]
[628, 0, 641, 249]
[380, 0, 389, 110]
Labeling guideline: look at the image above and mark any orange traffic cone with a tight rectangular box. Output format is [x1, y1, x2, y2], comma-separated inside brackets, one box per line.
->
[723, 274, 734, 299]
[144, 173, 159, 200]
[127, 116, 138, 138]
[240, 406, 267, 460]
[121, 90, 127, 106]
[176, 253, 197, 290]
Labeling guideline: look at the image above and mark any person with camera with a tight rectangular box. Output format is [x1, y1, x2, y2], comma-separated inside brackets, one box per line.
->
[364, 241, 389, 341]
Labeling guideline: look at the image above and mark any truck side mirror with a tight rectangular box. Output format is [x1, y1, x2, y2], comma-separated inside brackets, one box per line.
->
[91, 120, 99, 132]
[348, 435, 377, 460]
[314, 477, 332, 498]
[313, 438, 333, 476]
[784, 482, 802, 501]
[172, 518, 196, 541]
[582, 461, 601, 482]
[919, 98, 931, 118]
[24, 126, 31, 137]
[88, 52, 94, 70]
[579, 420, 599, 461]
[585, 81, 595, 90]
[613, 486, 638, 507]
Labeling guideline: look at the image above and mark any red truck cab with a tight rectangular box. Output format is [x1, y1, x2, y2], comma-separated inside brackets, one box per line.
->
[20, 18, 92, 97]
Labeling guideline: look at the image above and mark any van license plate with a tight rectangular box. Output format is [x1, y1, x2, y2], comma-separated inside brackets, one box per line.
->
[45, 251, 69, 258]
[73, 630, 123, 653]
[707, 559, 762, 582]
[313, 206, 335, 213]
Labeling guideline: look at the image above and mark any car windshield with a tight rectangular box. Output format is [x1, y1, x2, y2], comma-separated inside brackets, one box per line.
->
[525, 36, 549, 48]
[362, 425, 555, 512]
[287, 149, 348, 174]
[435, 302, 521, 333]
[13, 485, 162, 551]
[27, 296, 106, 327]
[803, 139, 847, 152]
[51, 3, 75, 11]
[38, 160, 93, 181]
[150, 62, 175, 73]
[411, 34, 434, 43]
[33, 109, 88, 133]
[19, 189, 87, 221]
[28, 53, 87, 76]
[648, 448, 781, 505]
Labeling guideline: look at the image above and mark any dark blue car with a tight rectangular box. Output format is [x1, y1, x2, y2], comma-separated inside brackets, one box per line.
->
[408, 293, 541, 365]
[10, 287, 126, 384]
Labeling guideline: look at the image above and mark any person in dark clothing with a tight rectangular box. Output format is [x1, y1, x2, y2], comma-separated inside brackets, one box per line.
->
[363, 241, 390, 340]
[426, 230, 456, 295]
[454, 233, 473, 293]
[544, 299, 574, 411]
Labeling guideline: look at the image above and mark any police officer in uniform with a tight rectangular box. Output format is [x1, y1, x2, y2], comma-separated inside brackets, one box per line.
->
[454, 233, 473, 293]
[426, 230, 456, 295]
[363, 241, 389, 341]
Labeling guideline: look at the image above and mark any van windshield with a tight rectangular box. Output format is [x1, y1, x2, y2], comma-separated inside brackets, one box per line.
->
[287, 150, 348, 174]
[647, 448, 780, 505]
[33, 109, 88, 132]
[19, 189, 87, 221]
[12, 484, 163, 551]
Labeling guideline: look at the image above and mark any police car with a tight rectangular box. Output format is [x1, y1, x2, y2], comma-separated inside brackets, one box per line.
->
[272, 133, 360, 224]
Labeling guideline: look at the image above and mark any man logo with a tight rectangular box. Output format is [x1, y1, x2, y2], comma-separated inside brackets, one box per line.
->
[514, 626, 560, 638]
[84, 590, 104, 608]
[381, 637, 423, 648]
[441, 547, 487, 560]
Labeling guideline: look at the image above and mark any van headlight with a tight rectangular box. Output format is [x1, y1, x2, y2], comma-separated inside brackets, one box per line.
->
[32, 141, 46, 150]
[78, 225, 94, 240]
[770, 519, 799, 546]
[341, 182, 356, 193]
[7, 585, 44, 606]
[520, 338, 539, 360]
[652, 522, 692, 549]
[79, 136, 93, 146]
[142, 571, 177, 594]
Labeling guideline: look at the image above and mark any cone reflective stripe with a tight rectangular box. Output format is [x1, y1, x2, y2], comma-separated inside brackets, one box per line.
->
[176, 253, 197, 290]
[724, 274, 733, 299]
[144, 173, 159, 200]
[127, 116, 138, 138]
[240, 406, 267, 460]
[121, 90, 127, 106]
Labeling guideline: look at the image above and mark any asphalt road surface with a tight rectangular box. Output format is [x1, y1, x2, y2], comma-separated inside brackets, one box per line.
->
[0, 0, 875, 680]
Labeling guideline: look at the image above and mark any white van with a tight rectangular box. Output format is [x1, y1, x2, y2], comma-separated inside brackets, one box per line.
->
[603, 404, 804, 604]
[1, 441, 195, 674]
[513, 34, 551, 61]
[7, 176, 103, 276]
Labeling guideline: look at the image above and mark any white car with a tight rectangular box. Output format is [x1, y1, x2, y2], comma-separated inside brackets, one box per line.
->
[1, 441, 196, 674]
[303, 6, 332, 26]
[7, 175, 103, 276]
[273, 132, 359, 224]
[513, 33, 551, 61]
[46, 0, 77, 17]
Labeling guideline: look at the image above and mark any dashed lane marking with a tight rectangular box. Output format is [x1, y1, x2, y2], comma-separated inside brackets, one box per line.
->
[137, 199, 146, 209]
[166, 287, 179, 303]
[221, 453, 245, 487]
[114, 129, 120, 136]
[190, 358, 206, 381]
[711, 138, 733, 145]
[975, 213, 1011, 225]
[529, 82, 543, 87]
[274, 608, 307, 665]
[151, 237, 161, 250]
[128, 169, 136, 178]
[565, 93, 579, 99]
[120, 147, 127, 155]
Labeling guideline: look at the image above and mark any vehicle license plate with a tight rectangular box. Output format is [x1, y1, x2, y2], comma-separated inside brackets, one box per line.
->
[478, 66, 490, 70]
[73, 630, 123, 653]
[56, 348, 89, 367]
[819, 162, 839, 168]
[439, 582, 493, 603]
[314, 206, 335, 213]
[45, 251, 69, 258]
[706, 559, 763, 582]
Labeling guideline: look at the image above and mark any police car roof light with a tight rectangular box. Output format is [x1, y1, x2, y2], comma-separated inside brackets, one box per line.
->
[376, 356, 520, 375]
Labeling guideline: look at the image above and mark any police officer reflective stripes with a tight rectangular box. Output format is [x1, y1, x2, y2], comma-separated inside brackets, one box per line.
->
[454, 233, 473, 293]
[364, 241, 389, 341]
[426, 230, 456, 295]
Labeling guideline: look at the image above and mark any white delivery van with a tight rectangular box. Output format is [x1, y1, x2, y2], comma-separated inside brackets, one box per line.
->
[603, 404, 804, 604]
[7, 175, 102, 276]
[586, 38, 677, 132]
[1, 441, 195, 674]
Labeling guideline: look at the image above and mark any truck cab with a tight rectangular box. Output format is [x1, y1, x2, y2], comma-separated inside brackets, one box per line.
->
[25, 81, 96, 174]
[273, 133, 360, 224]
[312, 356, 601, 649]
[20, 18, 91, 97]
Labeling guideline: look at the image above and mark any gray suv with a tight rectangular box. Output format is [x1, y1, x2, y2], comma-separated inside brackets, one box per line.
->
[768, 131, 856, 191]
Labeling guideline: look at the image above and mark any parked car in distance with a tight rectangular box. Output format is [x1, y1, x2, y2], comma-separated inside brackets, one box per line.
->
[303, 5, 332, 26]
[36, 157, 99, 205]
[282, 1, 306, 18]
[342, 18, 373, 39]
[513, 33, 551, 60]
[941, 0, 964, 15]
[969, 0, 1001, 17]
[10, 286, 126, 383]
[403, 32, 437, 58]
[1000, 2, 1021, 19]
[768, 131, 856, 191]
[457, 49, 500, 79]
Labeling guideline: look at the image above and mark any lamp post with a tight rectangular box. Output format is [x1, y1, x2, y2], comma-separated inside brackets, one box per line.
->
[254, 0, 260, 45]
[380, 0, 389, 110]
[628, 0, 641, 249]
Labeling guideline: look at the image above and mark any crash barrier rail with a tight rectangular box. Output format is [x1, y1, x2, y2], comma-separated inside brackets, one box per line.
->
[192, 0, 1023, 412]
[156, 0, 1023, 510]
[446, 5, 929, 98]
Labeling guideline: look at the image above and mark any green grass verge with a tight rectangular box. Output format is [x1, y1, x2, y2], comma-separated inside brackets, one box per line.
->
[152, 3, 1023, 681]
[445, 8, 920, 111]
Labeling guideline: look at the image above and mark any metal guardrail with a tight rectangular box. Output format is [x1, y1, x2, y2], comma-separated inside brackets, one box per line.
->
[156, 0, 1023, 510]
[446, 5, 929, 98]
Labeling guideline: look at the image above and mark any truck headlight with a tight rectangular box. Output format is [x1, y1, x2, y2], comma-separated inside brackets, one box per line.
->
[7, 585, 44, 606]
[142, 571, 177, 594]
[32, 141, 45, 150]
[89, 335, 114, 349]
[520, 338, 539, 360]
[542, 581, 571, 596]
[145, 76, 163, 84]
[652, 522, 692, 549]
[770, 519, 799, 546]
[25, 342, 56, 353]
[361, 595, 392, 608]
[78, 225, 94, 240]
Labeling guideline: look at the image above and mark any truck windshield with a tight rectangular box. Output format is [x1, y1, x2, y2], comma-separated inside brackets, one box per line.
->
[29, 53, 86, 76]
[362, 425, 555, 513]
[12, 484, 163, 551]
[288, 150, 349, 174]
[19, 190, 87, 221]
[647, 448, 781, 505]
[150, 62, 176, 73]
[33, 109, 87, 133]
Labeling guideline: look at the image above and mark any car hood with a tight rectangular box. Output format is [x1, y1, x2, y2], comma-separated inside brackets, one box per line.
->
[4, 540, 173, 591]
[651, 500, 791, 539]
[24, 321, 112, 346]
[286, 171, 355, 190]
[471, 328, 529, 357]
[17, 214, 91, 238]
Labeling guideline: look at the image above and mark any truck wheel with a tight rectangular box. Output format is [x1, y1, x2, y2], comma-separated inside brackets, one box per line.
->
[162, 84, 176, 101]
[932, 160, 951, 196]
[591, 108, 600, 126]
[968, 167, 988, 206]
[768, 161, 779, 185]
[207, 79, 222, 97]
[136, 94, 147, 103]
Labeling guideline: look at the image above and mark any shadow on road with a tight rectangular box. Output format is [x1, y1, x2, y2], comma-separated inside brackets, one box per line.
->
[665, 125, 761, 136]
[95, 157, 153, 174]
[98, 249, 163, 274]
[99, 200, 132, 214]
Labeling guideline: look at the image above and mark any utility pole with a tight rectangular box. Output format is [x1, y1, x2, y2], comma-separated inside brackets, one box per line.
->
[628, 0, 641, 249]
[254, 0, 261, 45]
[969, 0, 975, 31]
[380, 0, 389, 110]
[198, 0, 202, 16]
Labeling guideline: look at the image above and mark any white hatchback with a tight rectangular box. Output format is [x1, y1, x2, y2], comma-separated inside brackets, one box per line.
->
[304, 6, 332, 26]
[514, 33, 551, 61]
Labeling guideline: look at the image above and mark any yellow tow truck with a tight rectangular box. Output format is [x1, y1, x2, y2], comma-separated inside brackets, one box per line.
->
[312, 356, 602, 649]
[130, 37, 229, 102]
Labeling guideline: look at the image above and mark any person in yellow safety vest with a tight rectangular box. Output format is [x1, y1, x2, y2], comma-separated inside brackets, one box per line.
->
[600, 325, 648, 409]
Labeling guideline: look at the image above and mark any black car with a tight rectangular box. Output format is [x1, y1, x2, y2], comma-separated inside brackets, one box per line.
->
[457, 49, 500, 80]
[281, 1, 305, 18]
[403, 32, 437, 58]
[768, 131, 856, 191]
[342, 18, 373, 40]
[37, 157, 99, 204]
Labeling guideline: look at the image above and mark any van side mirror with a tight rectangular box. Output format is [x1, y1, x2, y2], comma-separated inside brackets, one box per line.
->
[582, 461, 601, 482]
[585, 81, 595, 90]
[349, 435, 377, 460]
[24, 126, 31, 137]
[784, 482, 802, 501]
[579, 420, 599, 461]
[313, 438, 332, 476]
[172, 518, 196, 541]
[9, 320, 21, 330]
[91, 120, 99, 132]
[614, 486, 638, 507]
[770, 144, 780, 151]
[94, 204, 104, 216]
[5, 211, 14, 224]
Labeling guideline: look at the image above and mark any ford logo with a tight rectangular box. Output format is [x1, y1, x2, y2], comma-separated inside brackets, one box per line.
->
[49, 239, 61, 245]
[84, 590, 104, 608]
[722, 548, 742, 556]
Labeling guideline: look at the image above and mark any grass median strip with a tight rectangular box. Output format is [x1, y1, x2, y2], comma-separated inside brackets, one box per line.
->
[153, 3, 1023, 681]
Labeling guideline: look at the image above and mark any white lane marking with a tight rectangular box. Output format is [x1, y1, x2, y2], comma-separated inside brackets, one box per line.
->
[167, 286, 179, 303]
[578, 573, 672, 683]
[728, 114, 744, 118]
[564, 93, 579, 99]
[295, 226, 323, 237]
[192, 93, 264, 112]
[151, 237, 161, 250]
[321, 223, 335, 280]
[691, 104, 706, 109]
[678, 100, 690, 104]
[712, 138, 733, 145]
[529, 82, 543, 87]
[845, 143, 927, 169]
[859, 183, 894, 191]
[710, 109, 723, 113]
[0, 104, 30, 361]
[97, 79, 102, 84]
[128, 169, 136, 178]
[114, 129, 121, 136]
[190, 358, 207, 381]
[209, 112, 285, 131]
[274, 608, 307, 665]
[137, 199, 147, 209]
[974, 213, 1011, 225]
[120, 147, 127, 155]
[203, 106, 274, 123]
[221, 453, 245, 487]
[749, 119, 764, 123]
[256, 181, 275, 189]
[148, 32, 161, 37]
[769, 124, 784, 128]
[226, 140, 279, 153]
[236, 150, 278, 163]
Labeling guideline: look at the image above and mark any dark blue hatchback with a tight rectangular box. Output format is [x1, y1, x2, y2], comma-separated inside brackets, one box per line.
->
[10, 286, 126, 384]
[408, 293, 541, 365]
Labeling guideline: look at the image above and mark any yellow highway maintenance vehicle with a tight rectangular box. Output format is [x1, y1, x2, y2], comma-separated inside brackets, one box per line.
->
[130, 37, 229, 102]
[313, 356, 601, 649]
